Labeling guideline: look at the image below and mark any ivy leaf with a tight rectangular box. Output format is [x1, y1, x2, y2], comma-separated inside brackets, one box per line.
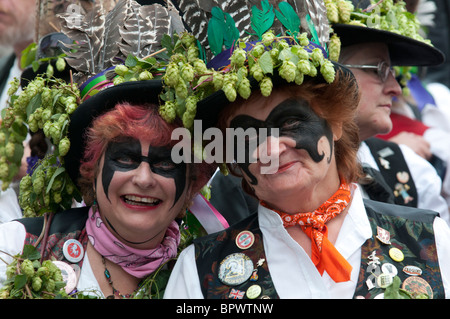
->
[258, 51, 273, 75]
[14, 274, 28, 290]
[46, 167, 66, 194]
[250, 0, 275, 40]
[21, 244, 41, 261]
[275, 2, 300, 38]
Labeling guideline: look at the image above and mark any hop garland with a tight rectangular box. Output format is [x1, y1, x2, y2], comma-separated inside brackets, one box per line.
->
[0, 245, 70, 299]
[159, 30, 334, 131]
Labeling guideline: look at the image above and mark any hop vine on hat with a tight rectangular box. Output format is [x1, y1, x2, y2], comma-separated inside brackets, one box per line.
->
[158, 0, 338, 131]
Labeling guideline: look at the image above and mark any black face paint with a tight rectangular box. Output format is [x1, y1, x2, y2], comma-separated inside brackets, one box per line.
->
[102, 137, 187, 205]
[229, 98, 334, 185]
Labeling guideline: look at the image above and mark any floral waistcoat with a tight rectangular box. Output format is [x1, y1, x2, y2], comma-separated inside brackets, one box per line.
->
[17, 207, 90, 269]
[194, 199, 444, 299]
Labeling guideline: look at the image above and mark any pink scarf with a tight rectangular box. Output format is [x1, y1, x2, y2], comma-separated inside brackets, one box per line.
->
[85, 206, 180, 278]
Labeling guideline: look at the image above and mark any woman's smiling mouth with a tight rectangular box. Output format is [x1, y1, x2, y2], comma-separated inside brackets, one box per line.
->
[122, 195, 162, 207]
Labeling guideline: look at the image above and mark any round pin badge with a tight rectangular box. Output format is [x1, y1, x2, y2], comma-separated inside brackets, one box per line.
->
[381, 263, 398, 277]
[402, 276, 433, 299]
[218, 253, 254, 286]
[246, 284, 262, 299]
[403, 265, 422, 276]
[63, 239, 84, 263]
[389, 247, 404, 262]
[235, 231, 255, 250]
[52, 261, 78, 294]
[377, 273, 393, 288]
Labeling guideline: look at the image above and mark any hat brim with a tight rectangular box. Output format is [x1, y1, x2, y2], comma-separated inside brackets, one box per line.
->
[332, 24, 445, 67]
[195, 62, 354, 130]
[65, 80, 163, 185]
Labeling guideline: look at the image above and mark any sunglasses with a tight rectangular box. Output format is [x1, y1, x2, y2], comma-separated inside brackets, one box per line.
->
[343, 61, 395, 83]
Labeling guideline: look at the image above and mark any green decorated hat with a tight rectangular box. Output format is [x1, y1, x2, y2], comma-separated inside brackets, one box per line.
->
[166, 0, 355, 130]
[325, 0, 445, 66]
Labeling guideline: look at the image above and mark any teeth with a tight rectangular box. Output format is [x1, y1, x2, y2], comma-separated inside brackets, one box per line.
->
[124, 195, 160, 206]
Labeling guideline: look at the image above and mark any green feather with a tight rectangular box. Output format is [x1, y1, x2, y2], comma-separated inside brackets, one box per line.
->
[275, 2, 300, 38]
[207, 7, 239, 56]
[250, 0, 275, 40]
[305, 14, 320, 46]
[208, 7, 226, 56]
[223, 12, 240, 49]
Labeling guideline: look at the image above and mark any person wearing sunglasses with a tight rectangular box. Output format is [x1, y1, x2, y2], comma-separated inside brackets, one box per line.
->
[331, 0, 449, 225]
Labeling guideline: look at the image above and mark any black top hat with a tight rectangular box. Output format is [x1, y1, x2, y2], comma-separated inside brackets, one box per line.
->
[65, 79, 164, 186]
[332, 23, 445, 67]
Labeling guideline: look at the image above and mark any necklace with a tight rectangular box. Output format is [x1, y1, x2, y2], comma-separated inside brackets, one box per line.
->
[102, 256, 141, 299]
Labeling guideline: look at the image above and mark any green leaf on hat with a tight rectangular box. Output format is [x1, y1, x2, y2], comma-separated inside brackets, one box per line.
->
[208, 7, 239, 56]
[250, 0, 275, 40]
[275, 2, 300, 38]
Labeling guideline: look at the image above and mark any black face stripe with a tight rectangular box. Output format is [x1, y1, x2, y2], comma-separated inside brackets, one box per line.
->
[229, 98, 333, 185]
[101, 137, 187, 204]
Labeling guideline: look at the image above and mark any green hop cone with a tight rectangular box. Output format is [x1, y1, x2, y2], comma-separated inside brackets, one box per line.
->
[138, 70, 153, 81]
[325, 0, 339, 23]
[261, 30, 276, 46]
[212, 72, 224, 90]
[279, 61, 297, 83]
[193, 59, 208, 74]
[56, 57, 66, 72]
[320, 60, 336, 84]
[44, 278, 55, 292]
[159, 101, 176, 123]
[46, 64, 54, 78]
[58, 137, 70, 156]
[180, 63, 194, 82]
[20, 175, 32, 192]
[230, 48, 247, 68]
[250, 64, 264, 82]
[238, 77, 251, 99]
[175, 80, 188, 99]
[259, 76, 273, 97]
[337, 0, 354, 23]
[114, 65, 129, 77]
[251, 44, 265, 58]
[113, 76, 125, 86]
[187, 44, 199, 62]
[7, 78, 19, 96]
[32, 276, 43, 291]
[223, 83, 237, 102]
[329, 34, 341, 62]
[297, 59, 311, 74]
[5, 142, 15, 160]
[182, 111, 195, 129]
[20, 259, 35, 278]
[298, 32, 310, 47]
[163, 63, 179, 87]
[37, 266, 50, 278]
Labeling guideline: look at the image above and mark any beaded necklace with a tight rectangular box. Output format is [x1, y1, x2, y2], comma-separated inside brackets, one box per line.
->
[102, 256, 142, 299]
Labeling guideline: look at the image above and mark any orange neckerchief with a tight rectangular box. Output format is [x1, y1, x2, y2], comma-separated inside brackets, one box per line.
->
[261, 182, 353, 283]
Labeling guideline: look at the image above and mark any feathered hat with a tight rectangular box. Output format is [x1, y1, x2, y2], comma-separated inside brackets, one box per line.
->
[3, 0, 189, 217]
[169, 0, 356, 130]
[326, 0, 445, 66]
